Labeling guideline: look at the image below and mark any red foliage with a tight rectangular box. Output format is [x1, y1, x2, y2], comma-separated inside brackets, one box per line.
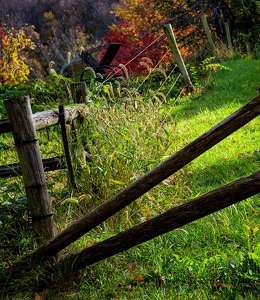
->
[100, 21, 173, 74]
[97, 0, 199, 75]
[0, 27, 4, 41]
[101, 19, 195, 75]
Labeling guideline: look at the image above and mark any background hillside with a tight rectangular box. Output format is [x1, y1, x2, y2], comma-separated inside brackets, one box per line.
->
[0, 0, 120, 41]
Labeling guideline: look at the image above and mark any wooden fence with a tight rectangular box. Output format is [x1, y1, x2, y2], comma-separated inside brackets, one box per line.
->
[1, 17, 256, 283]
[3, 93, 257, 277]
[1, 96, 87, 242]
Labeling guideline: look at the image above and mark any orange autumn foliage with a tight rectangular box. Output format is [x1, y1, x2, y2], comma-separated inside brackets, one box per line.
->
[102, 0, 193, 73]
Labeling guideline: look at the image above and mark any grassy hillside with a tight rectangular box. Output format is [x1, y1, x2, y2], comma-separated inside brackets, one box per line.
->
[174, 56, 259, 195]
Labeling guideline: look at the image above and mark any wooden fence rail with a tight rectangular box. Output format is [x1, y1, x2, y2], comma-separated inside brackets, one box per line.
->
[0, 102, 87, 179]
[27, 94, 259, 260]
[0, 156, 65, 178]
[1, 97, 88, 243]
[0, 105, 86, 134]
[59, 171, 260, 273]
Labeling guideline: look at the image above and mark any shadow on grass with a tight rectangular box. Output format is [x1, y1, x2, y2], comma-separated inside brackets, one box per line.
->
[188, 151, 260, 195]
[172, 56, 259, 121]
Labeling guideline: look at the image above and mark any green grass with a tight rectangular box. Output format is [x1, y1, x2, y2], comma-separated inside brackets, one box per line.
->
[172, 55, 260, 196]
[0, 55, 259, 299]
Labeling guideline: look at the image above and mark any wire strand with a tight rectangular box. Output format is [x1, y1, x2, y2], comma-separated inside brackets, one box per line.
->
[92, 33, 166, 95]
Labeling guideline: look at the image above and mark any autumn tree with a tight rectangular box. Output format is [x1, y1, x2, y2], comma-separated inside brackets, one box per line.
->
[101, 0, 198, 72]
[0, 25, 38, 85]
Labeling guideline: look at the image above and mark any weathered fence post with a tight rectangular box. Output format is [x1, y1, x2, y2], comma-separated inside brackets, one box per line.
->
[163, 24, 194, 92]
[200, 13, 216, 55]
[59, 104, 77, 189]
[70, 82, 88, 104]
[4, 96, 56, 243]
[224, 22, 233, 50]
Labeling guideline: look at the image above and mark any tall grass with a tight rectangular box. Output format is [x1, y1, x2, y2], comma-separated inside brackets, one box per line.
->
[0, 54, 259, 299]
[59, 55, 259, 299]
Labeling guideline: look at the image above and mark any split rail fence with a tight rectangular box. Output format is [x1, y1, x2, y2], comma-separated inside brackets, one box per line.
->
[37, 93, 260, 273]
[1, 97, 87, 242]
[0, 15, 257, 285]
[1, 92, 259, 277]
[0, 16, 258, 271]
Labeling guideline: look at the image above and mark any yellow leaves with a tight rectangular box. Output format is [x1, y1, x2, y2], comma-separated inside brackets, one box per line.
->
[0, 25, 36, 85]
[243, 224, 250, 230]
[113, 0, 165, 31]
[43, 10, 55, 21]
[243, 224, 259, 234]
[109, 179, 126, 186]
[61, 197, 79, 205]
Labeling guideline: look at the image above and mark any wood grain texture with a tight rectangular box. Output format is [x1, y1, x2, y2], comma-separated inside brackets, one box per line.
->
[4, 96, 56, 243]
[0, 105, 87, 134]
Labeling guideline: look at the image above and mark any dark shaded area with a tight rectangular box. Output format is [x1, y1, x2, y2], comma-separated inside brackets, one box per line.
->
[0, 156, 65, 178]
[0, 0, 120, 41]
[154, 0, 259, 48]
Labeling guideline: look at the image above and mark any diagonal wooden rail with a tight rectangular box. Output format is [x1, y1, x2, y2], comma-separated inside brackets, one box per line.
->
[4, 172, 259, 284]
[58, 171, 260, 273]
[28, 94, 259, 260]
